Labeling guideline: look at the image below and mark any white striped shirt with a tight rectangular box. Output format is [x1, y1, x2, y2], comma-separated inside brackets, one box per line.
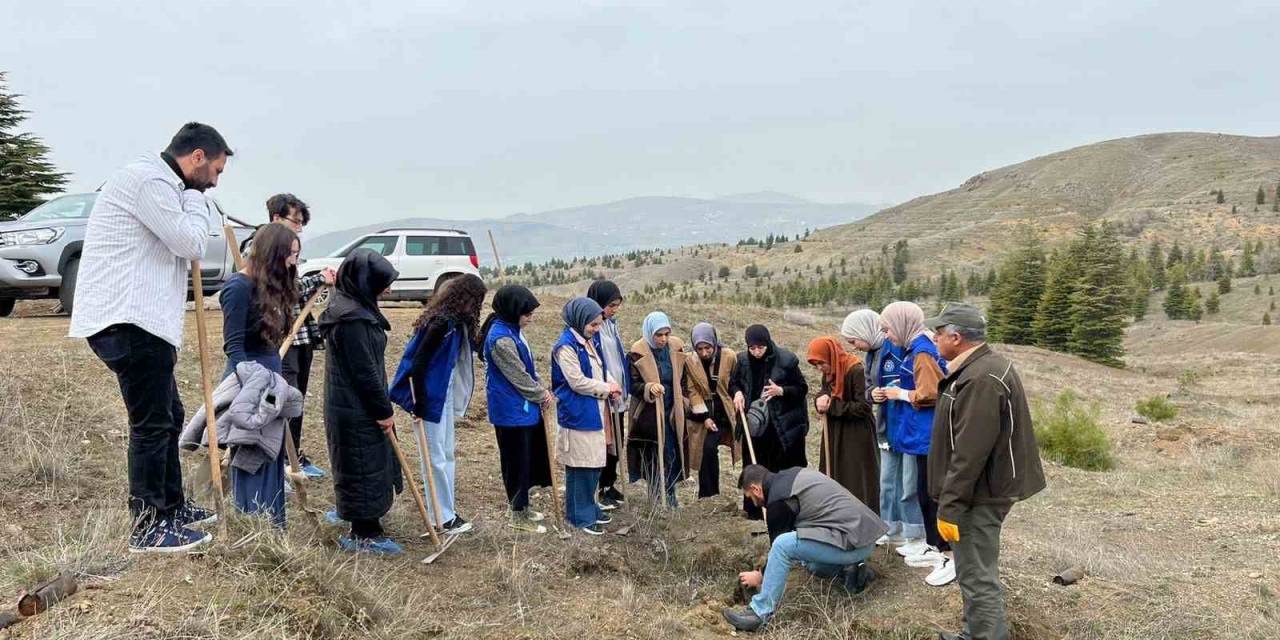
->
[68, 154, 213, 349]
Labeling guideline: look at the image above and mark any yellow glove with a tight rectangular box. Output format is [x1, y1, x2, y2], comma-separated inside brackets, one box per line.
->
[937, 518, 960, 543]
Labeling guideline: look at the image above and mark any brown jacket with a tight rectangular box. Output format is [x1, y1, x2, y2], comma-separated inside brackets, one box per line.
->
[683, 347, 741, 470]
[928, 344, 1046, 522]
[627, 337, 690, 474]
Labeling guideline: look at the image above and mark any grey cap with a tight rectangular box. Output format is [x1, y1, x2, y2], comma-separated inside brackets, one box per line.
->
[924, 302, 987, 331]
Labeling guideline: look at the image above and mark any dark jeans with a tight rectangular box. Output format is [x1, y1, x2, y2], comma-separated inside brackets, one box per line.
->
[564, 466, 604, 528]
[917, 453, 951, 552]
[87, 324, 185, 527]
[598, 411, 624, 491]
[281, 342, 315, 461]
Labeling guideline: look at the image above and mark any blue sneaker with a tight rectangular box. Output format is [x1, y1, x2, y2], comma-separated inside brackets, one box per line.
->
[301, 462, 327, 479]
[129, 520, 212, 554]
[337, 535, 403, 556]
[177, 500, 217, 528]
[323, 509, 343, 525]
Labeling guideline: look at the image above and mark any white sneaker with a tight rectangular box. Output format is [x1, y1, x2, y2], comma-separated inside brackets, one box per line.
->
[926, 556, 957, 586]
[905, 548, 945, 568]
[895, 539, 928, 557]
[875, 533, 906, 546]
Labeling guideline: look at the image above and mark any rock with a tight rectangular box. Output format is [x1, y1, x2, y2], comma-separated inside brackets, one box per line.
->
[783, 310, 816, 327]
[1130, 415, 1150, 425]
[1249, 572, 1263, 579]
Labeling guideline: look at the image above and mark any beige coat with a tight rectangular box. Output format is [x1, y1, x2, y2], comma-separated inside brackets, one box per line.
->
[627, 336, 690, 475]
[683, 347, 741, 470]
[552, 329, 612, 469]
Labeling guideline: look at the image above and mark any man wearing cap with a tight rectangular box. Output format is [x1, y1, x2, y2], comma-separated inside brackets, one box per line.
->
[924, 303, 1046, 640]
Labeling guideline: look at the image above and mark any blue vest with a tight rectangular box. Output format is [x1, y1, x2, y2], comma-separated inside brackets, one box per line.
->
[389, 318, 466, 423]
[484, 320, 541, 428]
[872, 343, 903, 445]
[550, 327, 604, 431]
[889, 335, 947, 456]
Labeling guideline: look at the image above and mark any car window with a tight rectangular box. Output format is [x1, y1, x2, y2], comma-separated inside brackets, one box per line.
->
[407, 235, 473, 256]
[405, 236, 442, 256]
[343, 235, 398, 257]
[20, 193, 98, 222]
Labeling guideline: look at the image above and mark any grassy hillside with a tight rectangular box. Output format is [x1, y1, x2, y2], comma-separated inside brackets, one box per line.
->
[2, 298, 1278, 639]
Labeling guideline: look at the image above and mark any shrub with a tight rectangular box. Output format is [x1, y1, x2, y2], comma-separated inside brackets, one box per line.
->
[1034, 390, 1115, 471]
[1135, 395, 1178, 422]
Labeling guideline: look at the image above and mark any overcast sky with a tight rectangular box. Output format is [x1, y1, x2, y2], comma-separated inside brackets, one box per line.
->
[3, 0, 1278, 235]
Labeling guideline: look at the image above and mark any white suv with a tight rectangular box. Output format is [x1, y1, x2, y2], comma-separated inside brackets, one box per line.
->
[300, 228, 481, 302]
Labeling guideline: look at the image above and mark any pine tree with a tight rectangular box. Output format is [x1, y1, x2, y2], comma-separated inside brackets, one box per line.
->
[1067, 224, 1130, 366]
[1166, 241, 1184, 269]
[1255, 283, 1262, 295]
[1217, 272, 1232, 294]
[1147, 242, 1167, 290]
[1206, 289, 1221, 314]
[1164, 264, 1189, 320]
[1259, 187, 1267, 205]
[988, 236, 1047, 345]
[892, 240, 909, 285]
[1242, 242, 1257, 276]
[1128, 256, 1151, 321]
[1264, 312, 1272, 326]
[1033, 248, 1079, 351]
[0, 72, 69, 220]
[1217, 189, 1226, 204]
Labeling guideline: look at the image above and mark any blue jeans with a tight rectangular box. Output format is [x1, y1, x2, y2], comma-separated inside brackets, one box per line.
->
[564, 466, 603, 528]
[750, 531, 875, 619]
[879, 450, 924, 540]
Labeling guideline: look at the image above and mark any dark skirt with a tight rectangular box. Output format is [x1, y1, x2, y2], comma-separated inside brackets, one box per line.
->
[231, 448, 286, 528]
[493, 419, 554, 510]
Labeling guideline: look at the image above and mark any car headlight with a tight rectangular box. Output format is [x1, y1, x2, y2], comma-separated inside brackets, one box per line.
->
[0, 227, 64, 246]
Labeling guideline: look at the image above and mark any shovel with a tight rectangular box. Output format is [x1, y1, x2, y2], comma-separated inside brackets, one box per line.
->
[540, 404, 572, 540]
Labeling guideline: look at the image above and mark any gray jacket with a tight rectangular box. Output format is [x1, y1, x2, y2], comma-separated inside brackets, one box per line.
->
[180, 362, 304, 473]
[764, 468, 888, 551]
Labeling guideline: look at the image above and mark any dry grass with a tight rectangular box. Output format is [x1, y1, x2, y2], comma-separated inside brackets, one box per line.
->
[2, 299, 1280, 639]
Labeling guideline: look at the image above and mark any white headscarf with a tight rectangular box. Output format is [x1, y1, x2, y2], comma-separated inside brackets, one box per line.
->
[840, 309, 885, 350]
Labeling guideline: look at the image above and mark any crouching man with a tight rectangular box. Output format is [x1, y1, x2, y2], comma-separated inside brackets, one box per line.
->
[723, 464, 888, 632]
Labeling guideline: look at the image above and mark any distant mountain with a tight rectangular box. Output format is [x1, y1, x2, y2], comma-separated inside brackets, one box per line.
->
[302, 194, 879, 265]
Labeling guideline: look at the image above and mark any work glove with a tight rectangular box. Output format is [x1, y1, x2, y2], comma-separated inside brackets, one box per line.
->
[937, 518, 960, 543]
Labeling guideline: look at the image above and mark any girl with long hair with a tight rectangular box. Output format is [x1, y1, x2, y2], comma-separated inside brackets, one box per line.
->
[218, 222, 300, 526]
[389, 274, 487, 535]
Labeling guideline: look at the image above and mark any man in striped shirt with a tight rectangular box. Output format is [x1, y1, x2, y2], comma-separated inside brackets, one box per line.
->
[68, 122, 232, 553]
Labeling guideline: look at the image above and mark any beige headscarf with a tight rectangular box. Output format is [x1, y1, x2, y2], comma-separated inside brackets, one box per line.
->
[879, 301, 927, 348]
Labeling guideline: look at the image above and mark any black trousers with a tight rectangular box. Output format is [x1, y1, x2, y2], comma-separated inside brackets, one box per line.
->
[598, 411, 624, 491]
[917, 453, 952, 552]
[87, 324, 185, 526]
[495, 425, 536, 511]
[351, 518, 384, 539]
[697, 427, 722, 498]
[280, 342, 315, 461]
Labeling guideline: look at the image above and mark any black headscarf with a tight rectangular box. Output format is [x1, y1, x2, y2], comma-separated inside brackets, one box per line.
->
[477, 285, 541, 361]
[586, 280, 623, 309]
[318, 249, 399, 332]
[744, 324, 774, 401]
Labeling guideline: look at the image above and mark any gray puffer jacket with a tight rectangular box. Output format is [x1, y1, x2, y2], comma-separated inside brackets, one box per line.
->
[180, 361, 304, 473]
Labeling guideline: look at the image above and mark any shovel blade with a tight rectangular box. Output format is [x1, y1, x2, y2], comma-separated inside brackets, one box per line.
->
[422, 534, 460, 565]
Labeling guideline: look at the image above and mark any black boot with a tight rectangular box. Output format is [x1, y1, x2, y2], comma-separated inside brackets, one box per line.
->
[722, 607, 766, 632]
[842, 561, 877, 595]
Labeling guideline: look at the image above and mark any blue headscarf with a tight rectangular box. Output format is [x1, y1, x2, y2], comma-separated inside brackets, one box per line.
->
[642, 311, 672, 349]
[563, 297, 603, 337]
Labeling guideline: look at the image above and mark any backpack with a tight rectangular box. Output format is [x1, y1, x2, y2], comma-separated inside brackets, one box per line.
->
[746, 397, 771, 439]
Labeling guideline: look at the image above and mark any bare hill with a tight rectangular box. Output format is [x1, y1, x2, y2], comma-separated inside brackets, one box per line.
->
[544, 132, 1280, 296]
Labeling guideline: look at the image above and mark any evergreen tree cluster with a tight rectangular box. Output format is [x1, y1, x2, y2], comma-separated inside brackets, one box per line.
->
[0, 72, 68, 220]
[988, 224, 1130, 366]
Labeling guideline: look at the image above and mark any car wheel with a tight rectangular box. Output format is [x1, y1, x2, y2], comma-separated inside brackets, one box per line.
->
[0, 298, 14, 318]
[59, 258, 79, 315]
